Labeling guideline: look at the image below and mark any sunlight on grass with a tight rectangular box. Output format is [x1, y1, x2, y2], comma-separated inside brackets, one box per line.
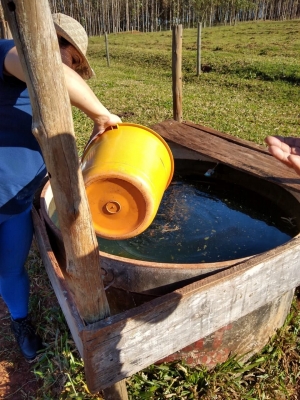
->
[85, 20, 299, 148]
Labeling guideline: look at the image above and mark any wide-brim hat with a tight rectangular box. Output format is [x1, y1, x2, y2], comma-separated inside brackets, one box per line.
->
[52, 13, 94, 80]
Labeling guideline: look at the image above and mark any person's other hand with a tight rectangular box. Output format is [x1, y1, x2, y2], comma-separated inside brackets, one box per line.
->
[91, 113, 122, 139]
[265, 135, 300, 175]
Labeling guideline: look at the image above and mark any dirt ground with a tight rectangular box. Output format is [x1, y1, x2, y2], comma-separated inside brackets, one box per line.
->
[0, 297, 41, 400]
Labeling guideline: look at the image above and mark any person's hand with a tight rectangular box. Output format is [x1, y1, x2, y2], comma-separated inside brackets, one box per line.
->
[91, 113, 122, 139]
[265, 135, 300, 175]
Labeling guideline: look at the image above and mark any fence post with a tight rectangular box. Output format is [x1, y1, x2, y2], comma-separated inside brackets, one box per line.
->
[105, 32, 110, 67]
[196, 22, 202, 76]
[172, 24, 183, 123]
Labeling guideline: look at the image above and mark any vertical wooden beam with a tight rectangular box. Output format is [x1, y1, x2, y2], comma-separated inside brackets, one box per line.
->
[172, 24, 183, 122]
[196, 22, 202, 76]
[1, 0, 110, 324]
[2, 1, 130, 397]
[105, 32, 110, 66]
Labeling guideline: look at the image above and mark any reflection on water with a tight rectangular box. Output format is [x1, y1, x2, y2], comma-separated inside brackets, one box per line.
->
[51, 177, 297, 264]
[97, 176, 297, 263]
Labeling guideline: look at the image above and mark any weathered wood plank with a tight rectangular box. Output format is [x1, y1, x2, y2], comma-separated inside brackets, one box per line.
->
[32, 208, 85, 356]
[33, 206, 130, 396]
[183, 120, 269, 154]
[81, 235, 300, 391]
[152, 120, 300, 192]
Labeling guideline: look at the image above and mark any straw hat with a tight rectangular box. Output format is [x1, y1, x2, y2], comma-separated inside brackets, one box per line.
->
[52, 13, 94, 80]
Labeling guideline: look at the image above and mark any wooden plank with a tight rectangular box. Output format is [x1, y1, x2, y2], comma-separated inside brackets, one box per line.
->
[81, 235, 300, 391]
[183, 120, 269, 154]
[152, 120, 300, 193]
[32, 207, 85, 356]
[33, 205, 129, 396]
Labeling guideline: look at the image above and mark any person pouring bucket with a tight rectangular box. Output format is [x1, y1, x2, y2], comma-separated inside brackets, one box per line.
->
[0, 13, 121, 361]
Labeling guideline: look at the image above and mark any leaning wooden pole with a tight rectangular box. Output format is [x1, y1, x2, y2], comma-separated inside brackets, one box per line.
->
[1, 0, 110, 324]
[2, 1, 129, 397]
[172, 24, 183, 122]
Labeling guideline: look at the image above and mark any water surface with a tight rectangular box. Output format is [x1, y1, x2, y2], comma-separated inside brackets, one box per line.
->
[94, 177, 296, 263]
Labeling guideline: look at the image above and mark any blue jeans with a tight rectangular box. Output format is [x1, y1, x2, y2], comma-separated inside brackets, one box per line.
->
[0, 207, 33, 319]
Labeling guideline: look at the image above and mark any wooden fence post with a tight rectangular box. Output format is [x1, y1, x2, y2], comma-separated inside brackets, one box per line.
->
[172, 24, 183, 122]
[1, 1, 128, 397]
[196, 22, 202, 76]
[105, 32, 110, 66]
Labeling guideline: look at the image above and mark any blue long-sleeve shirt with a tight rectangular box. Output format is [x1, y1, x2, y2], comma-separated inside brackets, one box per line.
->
[0, 40, 47, 220]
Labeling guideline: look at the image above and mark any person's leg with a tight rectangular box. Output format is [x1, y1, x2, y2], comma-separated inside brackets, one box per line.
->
[0, 207, 43, 360]
[0, 207, 32, 319]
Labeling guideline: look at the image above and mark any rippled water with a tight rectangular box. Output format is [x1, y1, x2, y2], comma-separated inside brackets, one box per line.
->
[93, 177, 296, 263]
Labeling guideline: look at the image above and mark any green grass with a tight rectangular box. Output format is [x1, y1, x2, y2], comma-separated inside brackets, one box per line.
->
[27, 20, 300, 398]
[72, 19, 300, 151]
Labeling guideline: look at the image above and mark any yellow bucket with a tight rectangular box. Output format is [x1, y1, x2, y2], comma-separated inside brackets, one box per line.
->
[81, 123, 174, 239]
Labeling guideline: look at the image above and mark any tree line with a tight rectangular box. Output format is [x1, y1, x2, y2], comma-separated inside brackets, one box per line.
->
[48, 0, 300, 36]
[1, 0, 299, 39]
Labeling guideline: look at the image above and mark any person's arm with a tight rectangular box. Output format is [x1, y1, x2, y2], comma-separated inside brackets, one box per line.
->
[265, 136, 300, 175]
[3, 45, 24, 80]
[4, 46, 121, 135]
[62, 64, 121, 135]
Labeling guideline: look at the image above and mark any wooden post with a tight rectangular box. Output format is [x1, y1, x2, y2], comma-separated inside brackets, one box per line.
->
[1, 0, 110, 325]
[2, 1, 129, 397]
[105, 32, 110, 66]
[172, 24, 183, 122]
[196, 22, 202, 76]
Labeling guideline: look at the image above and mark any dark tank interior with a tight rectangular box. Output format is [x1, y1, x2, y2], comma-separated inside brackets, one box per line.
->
[92, 160, 300, 264]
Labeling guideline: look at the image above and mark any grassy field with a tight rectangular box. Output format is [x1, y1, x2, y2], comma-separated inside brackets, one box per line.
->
[72, 19, 300, 156]
[12, 20, 300, 399]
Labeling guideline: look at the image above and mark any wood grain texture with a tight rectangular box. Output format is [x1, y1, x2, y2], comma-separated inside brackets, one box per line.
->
[81, 236, 300, 391]
[152, 120, 300, 192]
[32, 208, 85, 356]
